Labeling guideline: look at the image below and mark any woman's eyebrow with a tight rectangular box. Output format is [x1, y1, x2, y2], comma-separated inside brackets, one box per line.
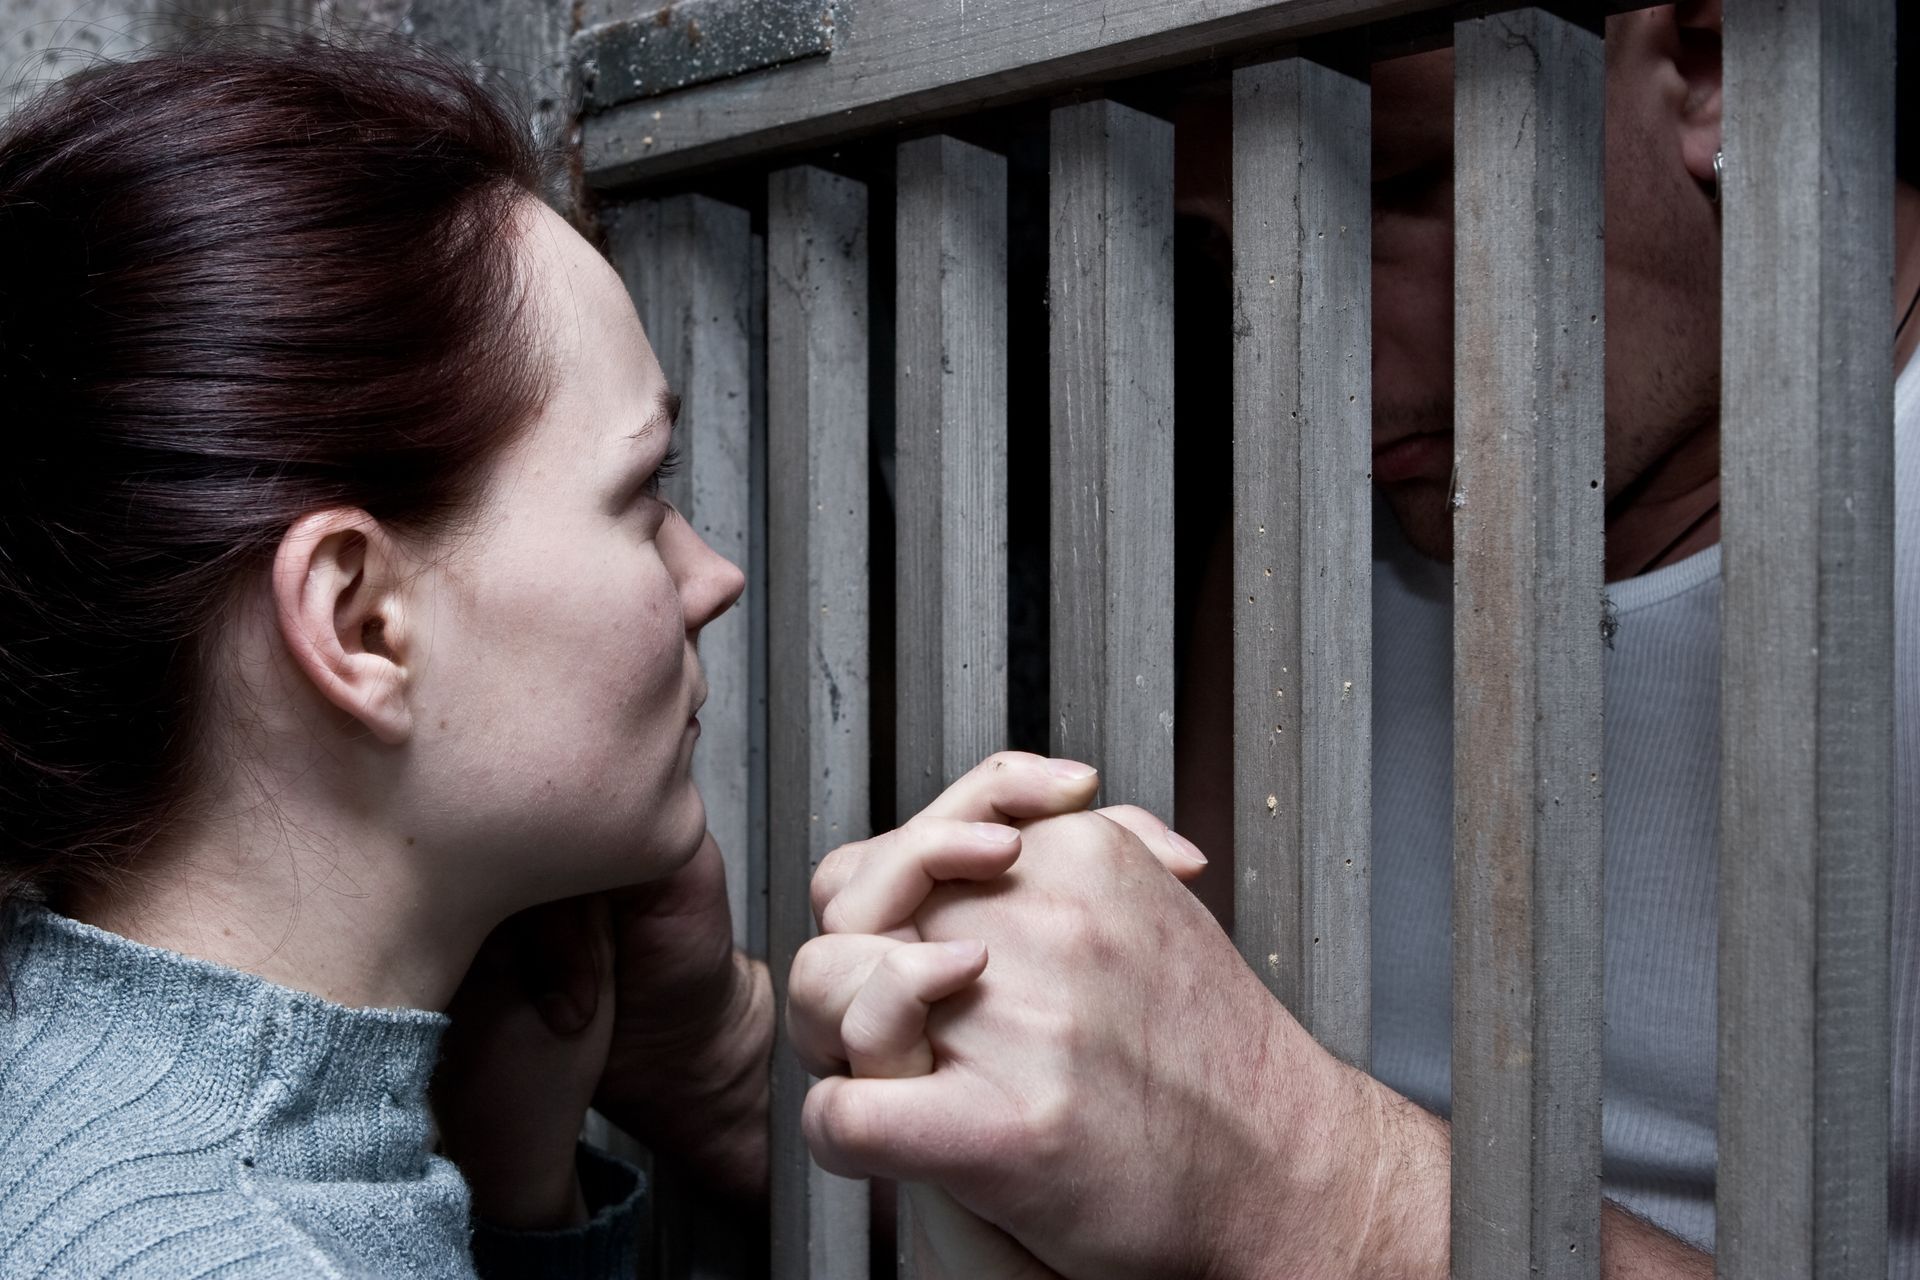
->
[630, 389, 682, 441]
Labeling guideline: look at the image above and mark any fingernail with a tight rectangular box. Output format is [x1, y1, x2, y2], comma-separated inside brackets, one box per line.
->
[1168, 830, 1209, 865]
[970, 822, 1019, 844]
[1046, 758, 1097, 780]
[940, 939, 987, 961]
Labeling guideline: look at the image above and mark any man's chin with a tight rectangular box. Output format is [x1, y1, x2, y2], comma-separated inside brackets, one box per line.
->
[1379, 481, 1454, 564]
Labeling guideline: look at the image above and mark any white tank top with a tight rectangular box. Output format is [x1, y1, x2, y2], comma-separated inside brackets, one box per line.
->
[1368, 354, 1920, 1262]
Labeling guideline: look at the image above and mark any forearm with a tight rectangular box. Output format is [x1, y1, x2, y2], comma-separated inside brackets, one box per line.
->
[597, 950, 772, 1200]
[1343, 1083, 1711, 1280]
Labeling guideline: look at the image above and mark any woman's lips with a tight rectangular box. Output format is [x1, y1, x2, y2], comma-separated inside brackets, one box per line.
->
[1372, 431, 1452, 484]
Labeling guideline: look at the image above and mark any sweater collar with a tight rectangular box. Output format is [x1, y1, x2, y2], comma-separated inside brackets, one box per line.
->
[2, 900, 449, 1183]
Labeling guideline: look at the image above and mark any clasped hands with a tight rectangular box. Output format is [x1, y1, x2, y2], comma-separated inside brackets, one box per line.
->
[789, 752, 1411, 1280]
[433, 748, 1436, 1277]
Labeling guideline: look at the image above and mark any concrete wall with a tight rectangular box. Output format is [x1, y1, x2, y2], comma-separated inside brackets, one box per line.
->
[1, 0, 576, 155]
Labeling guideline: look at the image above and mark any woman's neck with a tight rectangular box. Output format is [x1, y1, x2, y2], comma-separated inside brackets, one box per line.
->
[63, 801, 490, 1012]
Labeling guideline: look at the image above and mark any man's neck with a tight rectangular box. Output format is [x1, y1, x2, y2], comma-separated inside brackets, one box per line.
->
[1604, 415, 1722, 582]
[1607, 178, 1920, 583]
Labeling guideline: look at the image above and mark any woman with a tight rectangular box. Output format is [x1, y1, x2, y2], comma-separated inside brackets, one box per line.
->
[0, 31, 1133, 1279]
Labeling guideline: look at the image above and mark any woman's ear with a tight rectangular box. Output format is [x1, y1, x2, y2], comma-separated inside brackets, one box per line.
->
[1672, 0, 1724, 191]
[271, 509, 415, 746]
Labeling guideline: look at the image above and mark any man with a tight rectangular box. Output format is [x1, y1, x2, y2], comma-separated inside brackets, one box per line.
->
[791, 2, 1920, 1275]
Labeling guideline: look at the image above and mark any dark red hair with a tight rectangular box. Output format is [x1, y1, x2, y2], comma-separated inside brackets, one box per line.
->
[0, 33, 557, 914]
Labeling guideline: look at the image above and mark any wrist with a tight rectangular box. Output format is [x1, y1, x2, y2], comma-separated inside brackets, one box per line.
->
[598, 951, 772, 1198]
[466, 1154, 590, 1232]
[1344, 1077, 1449, 1279]
[1214, 1022, 1448, 1280]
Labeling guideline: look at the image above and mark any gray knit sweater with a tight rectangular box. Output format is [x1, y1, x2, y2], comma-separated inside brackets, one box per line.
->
[0, 902, 646, 1279]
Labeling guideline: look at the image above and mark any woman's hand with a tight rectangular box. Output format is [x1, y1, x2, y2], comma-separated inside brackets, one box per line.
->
[434, 896, 616, 1230]
[593, 831, 773, 1200]
[791, 928, 1066, 1279]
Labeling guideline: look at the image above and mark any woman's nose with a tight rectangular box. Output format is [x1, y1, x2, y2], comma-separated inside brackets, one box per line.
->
[677, 521, 746, 634]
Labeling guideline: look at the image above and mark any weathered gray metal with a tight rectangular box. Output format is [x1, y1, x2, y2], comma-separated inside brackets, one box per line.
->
[1048, 98, 1176, 817]
[1229, 52, 1373, 1069]
[1716, 0, 1896, 1274]
[1449, 9, 1606, 1278]
[766, 163, 873, 1280]
[573, 0, 835, 113]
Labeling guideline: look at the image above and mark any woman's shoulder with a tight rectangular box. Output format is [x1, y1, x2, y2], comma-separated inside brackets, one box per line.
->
[0, 901, 479, 1279]
[0, 1059, 480, 1280]
[0, 1177, 356, 1280]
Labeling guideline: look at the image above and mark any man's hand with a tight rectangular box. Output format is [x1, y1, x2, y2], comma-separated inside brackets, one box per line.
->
[798, 810, 1414, 1280]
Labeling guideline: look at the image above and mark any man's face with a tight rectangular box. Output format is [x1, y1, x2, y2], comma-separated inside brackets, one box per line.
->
[1371, 22, 1723, 562]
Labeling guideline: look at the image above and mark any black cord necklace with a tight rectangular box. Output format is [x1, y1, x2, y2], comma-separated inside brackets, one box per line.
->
[1900, 277, 1920, 342]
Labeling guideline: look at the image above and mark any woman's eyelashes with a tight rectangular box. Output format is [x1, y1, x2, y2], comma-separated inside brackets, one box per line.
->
[642, 444, 683, 499]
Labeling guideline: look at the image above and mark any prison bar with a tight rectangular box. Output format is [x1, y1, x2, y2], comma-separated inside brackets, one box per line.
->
[1229, 49, 1374, 1068]
[766, 164, 873, 1280]
[892, 132, 1010, 1280]
[605, 191, 770, 1277]
[571, 3, 1902, 1277]
[1717, 0, 1896, 1276]
[609, 194, 759, 952]
[1048, 98, 1177, 814]
[1449, 9, 1608, 1278]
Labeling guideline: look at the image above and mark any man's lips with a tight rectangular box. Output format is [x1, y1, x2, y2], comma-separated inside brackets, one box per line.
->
[1372, 431, 1452, 485]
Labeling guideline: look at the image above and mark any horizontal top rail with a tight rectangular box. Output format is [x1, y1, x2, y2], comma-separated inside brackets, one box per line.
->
[579, 0, 1454, 188]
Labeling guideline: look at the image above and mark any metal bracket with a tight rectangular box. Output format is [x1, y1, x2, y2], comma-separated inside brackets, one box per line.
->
[574, 0, 837, 112]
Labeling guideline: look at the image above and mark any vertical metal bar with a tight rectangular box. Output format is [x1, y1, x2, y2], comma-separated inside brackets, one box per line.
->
[1229, 52, 1373, 1067]
[1450, 10, 1605, 1278]
[607, 194, 758, 951]
[1048, 98, 1175, 815]
[768, 164, 873, 1280]
[1717, 0, 1895, 1274]
[893, 132, 1009, 1280]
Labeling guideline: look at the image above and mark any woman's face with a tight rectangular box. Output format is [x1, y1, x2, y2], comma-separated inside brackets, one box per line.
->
[400, 199, 743, 904]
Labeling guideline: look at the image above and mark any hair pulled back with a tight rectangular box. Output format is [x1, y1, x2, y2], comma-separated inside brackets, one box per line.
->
[0, 34, 555, 916]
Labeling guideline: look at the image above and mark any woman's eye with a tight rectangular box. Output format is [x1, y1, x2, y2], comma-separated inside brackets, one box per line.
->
[642, 444, 683, 498]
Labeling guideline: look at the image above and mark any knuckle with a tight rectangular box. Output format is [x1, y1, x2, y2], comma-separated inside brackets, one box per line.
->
[1009, 1085, 1075, 1170]
[811, 842, 863, 913]
[875, 944, 940, 1001]
[1046, 902, 1100, 955]
[840, 1001, 890, 1060]
[814, 1080, 875, 1159]
[786, 939, 832, 1011]
[1100, 803, 1156, 831]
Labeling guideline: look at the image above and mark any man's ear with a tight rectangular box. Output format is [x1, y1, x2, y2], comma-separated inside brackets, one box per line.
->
[271, 509, 415, 746]
[1671, 0, 1724, 190]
